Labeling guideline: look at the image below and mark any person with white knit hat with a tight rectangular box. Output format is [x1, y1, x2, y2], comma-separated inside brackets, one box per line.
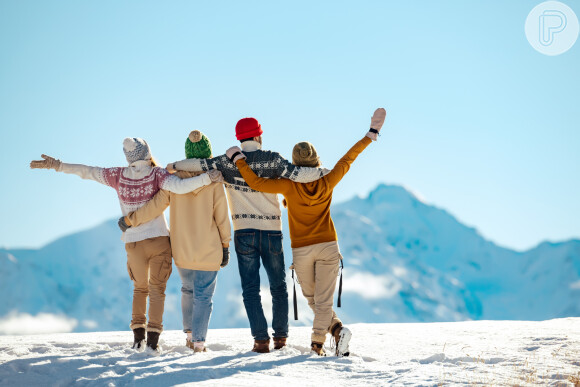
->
[30, 137, 224, 353]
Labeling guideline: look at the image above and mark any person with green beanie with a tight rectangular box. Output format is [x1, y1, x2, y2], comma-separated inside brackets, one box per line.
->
[185, 130, 213, 159]
[120, 130, 231, 353]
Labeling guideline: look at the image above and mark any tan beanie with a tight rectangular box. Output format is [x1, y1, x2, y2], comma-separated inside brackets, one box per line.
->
[292, 141, 321, 168]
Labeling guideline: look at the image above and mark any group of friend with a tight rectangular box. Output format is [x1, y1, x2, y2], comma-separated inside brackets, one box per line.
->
[29, 107, 387, 357]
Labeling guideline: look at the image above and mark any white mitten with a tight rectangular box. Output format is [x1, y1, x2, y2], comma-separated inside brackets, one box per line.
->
[366, 108, 387, 141]
[226, 146, 246, 163]
[207, 169, 224, 183]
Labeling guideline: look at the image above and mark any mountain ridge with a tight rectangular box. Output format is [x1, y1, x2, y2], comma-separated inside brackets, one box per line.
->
[1, 183, 578, 333]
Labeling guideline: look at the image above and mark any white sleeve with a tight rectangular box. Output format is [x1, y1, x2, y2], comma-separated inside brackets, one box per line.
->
[58, 163, 108, 185]
[160, 173, 212, 194]
[174, 158, 208, 172]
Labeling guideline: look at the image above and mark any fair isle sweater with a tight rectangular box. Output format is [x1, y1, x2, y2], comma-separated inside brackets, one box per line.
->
[58, 160, 212, 243]
[174, 141, 326, 231]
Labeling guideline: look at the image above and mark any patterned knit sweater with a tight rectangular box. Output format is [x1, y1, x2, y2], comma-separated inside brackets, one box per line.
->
[174, 141, 326, 231]
[58, 160, 212, 242]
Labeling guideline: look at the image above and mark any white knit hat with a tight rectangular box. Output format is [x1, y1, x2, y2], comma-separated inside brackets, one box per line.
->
[123, 138, 152, 164]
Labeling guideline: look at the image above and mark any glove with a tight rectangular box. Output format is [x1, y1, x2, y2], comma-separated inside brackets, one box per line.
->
[221, 247, 230, 268]
[30, 154, 62, 170]
[208, 169, 224, 183]
[118, 216, 132, 232]
[366, 108, 387, 141]
[226, 146, 246, 163]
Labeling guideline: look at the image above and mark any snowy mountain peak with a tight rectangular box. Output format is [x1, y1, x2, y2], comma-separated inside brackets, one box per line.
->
[367, 183, 426, 204]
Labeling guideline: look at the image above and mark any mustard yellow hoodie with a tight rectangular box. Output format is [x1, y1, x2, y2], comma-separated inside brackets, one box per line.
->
[236, 136, 372, 248]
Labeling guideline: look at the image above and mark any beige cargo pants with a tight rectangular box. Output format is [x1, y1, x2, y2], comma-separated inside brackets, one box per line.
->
[125, 236, 172, 333]
[292, 241, 342, 344]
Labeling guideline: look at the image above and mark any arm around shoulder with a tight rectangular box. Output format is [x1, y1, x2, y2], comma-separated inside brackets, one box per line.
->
[126, 189, 171, 227]
[236, 159, 290, 194]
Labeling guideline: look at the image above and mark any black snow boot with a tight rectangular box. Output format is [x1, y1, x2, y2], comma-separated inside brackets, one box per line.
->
[147, 331, 160, 351]
[132, 328, 146, 349]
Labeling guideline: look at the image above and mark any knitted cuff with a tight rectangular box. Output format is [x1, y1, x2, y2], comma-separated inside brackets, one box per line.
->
[366, 130, 379, 141]
[230, 152, 246, 163]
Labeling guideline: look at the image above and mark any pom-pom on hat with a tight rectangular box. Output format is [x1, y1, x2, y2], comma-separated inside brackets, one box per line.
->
[235, 117, 263, 141]
[292, 141, 320, 168]
[185, 130, 212, 159]
[123, 137, 152, 164]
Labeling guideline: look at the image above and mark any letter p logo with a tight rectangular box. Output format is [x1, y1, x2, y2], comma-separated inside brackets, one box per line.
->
[539, 10, 567, 46]
[526, 1, 579, 56]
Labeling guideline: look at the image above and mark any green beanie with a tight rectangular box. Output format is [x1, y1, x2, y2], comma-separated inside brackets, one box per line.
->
[185, 130, 212, 159]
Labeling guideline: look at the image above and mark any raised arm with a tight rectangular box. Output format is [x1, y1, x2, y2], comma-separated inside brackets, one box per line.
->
[30, 154, 117, 188]
[324, 137, 372, 188]
[125, 189, 171, 228]
[325, 108, 387, 189]
[226, 147, 292, 194]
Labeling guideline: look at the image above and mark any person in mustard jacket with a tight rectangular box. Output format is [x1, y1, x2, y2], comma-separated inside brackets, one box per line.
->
[226, 108, 386, 356]
[119, 131, 231, 353]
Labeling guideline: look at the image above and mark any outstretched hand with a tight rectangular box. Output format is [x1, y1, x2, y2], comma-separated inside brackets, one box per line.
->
[367, 108, 387, 141]
[30, 154, 61, 170]
[226, 146, 246, 163]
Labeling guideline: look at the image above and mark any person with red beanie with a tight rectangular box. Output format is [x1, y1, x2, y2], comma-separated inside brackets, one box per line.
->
[228, 108, 386, 357]
[167, 118, 326, 353]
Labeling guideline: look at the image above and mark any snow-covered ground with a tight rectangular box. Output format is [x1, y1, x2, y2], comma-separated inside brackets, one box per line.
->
[1, 319, 579, 386]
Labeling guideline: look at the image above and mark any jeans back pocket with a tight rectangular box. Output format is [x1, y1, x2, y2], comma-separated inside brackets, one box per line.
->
[235, 232, 256, 255]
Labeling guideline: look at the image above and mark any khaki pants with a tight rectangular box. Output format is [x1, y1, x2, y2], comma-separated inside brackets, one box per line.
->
[292, 241, 342, 344]
[125, 236, 172, 333]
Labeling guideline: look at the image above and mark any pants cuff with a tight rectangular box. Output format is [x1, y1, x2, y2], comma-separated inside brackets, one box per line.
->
[147, 327, 163, 334]
[311, 332, 327, 344]
[130, 323, 147, 330]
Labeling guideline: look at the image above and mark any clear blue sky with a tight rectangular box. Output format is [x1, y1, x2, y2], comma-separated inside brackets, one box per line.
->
[1, 0, 578, 251]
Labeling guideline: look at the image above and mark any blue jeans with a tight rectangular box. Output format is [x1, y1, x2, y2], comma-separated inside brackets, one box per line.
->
[177, 267, 218, 342]
[234, 229, 289, 341]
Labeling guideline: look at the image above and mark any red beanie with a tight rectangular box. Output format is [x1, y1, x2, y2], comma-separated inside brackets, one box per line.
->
[235, 117, 263, 141]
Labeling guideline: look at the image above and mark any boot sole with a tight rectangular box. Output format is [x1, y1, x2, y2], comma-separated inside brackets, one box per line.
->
[336, 327, 352, 357]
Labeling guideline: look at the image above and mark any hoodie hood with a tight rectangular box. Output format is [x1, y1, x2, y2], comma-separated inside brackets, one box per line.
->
[292, 168, 333, 206]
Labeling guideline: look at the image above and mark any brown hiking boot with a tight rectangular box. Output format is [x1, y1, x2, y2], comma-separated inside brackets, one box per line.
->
[147, 331, 160, 351]
[185, 339, 194, 350]
[331, 323, 351, 357]
[194, 346, 208, 353]
[132, 328, 146, 350]
[252, 339, 270, 353]
[273, 337, 287, 350]
[311, 342, 326, 356]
